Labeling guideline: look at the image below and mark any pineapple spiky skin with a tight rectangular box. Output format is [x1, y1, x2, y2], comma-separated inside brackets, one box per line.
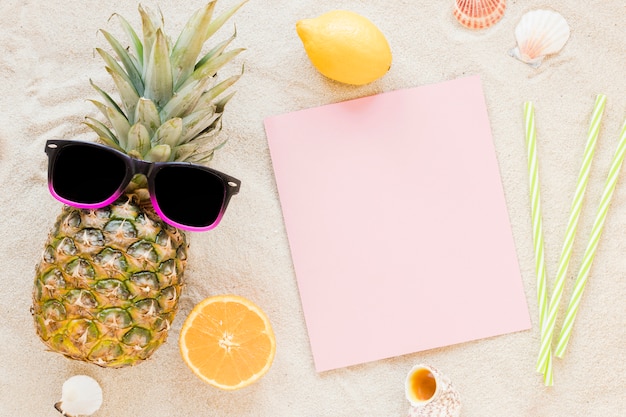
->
[32, 195, 188, 367]
[32, 1, 246, 366]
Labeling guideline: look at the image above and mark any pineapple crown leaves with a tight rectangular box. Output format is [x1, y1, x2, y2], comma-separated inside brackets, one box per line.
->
[86, 0, 247, 164]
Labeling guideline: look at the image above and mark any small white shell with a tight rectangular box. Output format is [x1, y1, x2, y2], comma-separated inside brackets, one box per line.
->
[55, 375, 103, 417]
[509, 9, 571, 68]
[405, 365, 461, 417]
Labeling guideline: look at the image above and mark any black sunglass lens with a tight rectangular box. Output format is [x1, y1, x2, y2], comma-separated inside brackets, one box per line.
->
[52, 145, 127, 204]
[154, 166, 225, 227]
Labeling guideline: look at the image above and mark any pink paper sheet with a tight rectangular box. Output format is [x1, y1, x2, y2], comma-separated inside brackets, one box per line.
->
[264, 76, 531, 372]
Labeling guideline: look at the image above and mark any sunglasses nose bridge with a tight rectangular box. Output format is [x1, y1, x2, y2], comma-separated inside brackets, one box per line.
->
[131, 159, 153, 176]
[125, 159, 157, 188]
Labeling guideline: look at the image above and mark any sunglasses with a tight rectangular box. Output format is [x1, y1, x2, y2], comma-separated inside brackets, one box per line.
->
[45, 139, 241, 232]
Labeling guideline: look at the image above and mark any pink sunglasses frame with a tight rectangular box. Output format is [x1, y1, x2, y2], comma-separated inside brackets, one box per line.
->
[45, 139, 241, 232]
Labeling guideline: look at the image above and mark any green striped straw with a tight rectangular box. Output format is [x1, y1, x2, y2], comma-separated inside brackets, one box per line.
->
[523, 102, 550, 366]
[556, 118, 626, 357]
[535, 95, 607, 385]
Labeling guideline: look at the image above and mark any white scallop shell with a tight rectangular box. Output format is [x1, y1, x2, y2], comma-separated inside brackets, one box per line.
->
[55, 375, 103, 417]
[509, 9, 571, 68]
[405, 365, 461, 417]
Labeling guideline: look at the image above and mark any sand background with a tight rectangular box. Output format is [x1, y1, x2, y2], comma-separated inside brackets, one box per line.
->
[0, 0, 624, 415]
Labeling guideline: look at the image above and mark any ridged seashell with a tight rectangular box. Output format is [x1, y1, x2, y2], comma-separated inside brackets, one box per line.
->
[406, 365, 461, 417]
[55, 375, 103, 417]
[453, 0, 506, 30]
[508, 9, 571, 68]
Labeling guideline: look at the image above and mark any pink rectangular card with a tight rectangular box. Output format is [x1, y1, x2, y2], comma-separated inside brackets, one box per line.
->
[264, 76, 531, 372]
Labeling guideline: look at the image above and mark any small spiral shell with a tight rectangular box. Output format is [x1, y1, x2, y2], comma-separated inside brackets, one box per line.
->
[405, 365, 461, 417]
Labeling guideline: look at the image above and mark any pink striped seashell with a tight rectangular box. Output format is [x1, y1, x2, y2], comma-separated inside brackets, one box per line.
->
[453, 0, 506, 30]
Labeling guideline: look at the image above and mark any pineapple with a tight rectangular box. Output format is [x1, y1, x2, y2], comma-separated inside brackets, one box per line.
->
[31, 1, 246, 367]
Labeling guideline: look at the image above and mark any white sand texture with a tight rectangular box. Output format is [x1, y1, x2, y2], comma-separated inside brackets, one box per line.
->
[0, 0, 624, 416]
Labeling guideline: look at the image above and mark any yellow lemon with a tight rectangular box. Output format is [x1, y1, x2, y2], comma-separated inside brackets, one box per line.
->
[296, 10, 392, 85]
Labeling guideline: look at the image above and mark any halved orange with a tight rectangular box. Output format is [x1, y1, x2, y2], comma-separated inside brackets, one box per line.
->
[179, 294, 276, 390]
